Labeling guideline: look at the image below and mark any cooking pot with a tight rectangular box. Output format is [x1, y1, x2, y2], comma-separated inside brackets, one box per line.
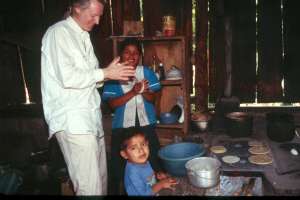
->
[266, 112, 295, 142]
[225, 112, 253, 138]
[185, 157, 221, 188]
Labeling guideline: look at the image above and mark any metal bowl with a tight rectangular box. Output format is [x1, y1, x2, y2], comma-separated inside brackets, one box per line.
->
[226, 112, 248, 121]
[185, 157, 221, 188]
[192, 120, 209, 131]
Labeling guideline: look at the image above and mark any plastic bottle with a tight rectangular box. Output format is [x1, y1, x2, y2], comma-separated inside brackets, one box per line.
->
[158, 62, 166, 81]
[152, 55, 160, 79]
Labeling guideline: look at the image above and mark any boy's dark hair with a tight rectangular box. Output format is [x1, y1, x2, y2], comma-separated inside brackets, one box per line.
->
[118, 38, 142, 55]
[120, 127, 147, 150]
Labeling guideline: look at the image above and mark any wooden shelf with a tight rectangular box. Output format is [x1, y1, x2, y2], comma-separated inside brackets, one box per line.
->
[109, 35, 184, 42]
[156, 123, 183, 129]
[111, 36, 190, 138]
[161, 79, 182, 86]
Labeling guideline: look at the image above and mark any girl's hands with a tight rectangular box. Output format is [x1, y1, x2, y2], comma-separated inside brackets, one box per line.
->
[133, 79, 149, 94]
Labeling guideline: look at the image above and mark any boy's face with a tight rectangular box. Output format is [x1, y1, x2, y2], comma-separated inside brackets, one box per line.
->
[121, 134, 150, 164]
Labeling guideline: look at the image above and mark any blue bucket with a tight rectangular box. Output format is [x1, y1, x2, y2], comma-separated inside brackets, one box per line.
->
[158, 142, 206, 176]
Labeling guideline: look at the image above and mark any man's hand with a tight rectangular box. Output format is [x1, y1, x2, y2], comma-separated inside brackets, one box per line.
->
[103, 57, 135, 81]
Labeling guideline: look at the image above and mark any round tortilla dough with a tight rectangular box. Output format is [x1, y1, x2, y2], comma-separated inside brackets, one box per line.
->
[210, 145, 227, 154]
[222, 155, 240, 164]
[248, 140, 264, 147]
[249, 154, 273, 165]
[248, 146, 269, 155]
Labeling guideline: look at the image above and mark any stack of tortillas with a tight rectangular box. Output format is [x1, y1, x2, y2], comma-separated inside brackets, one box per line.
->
[248, 140, 273, 165]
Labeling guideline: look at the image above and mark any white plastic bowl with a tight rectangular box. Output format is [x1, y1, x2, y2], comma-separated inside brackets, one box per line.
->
[193, 120, 208, 131]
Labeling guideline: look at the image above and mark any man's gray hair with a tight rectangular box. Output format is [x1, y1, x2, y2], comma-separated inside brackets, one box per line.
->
[70, 0, 106, 9]
[63, 0, 106, 19]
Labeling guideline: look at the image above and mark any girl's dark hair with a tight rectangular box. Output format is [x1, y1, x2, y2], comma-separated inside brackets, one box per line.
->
[118, 38, 142, 55]
[120, 127, 147, 150]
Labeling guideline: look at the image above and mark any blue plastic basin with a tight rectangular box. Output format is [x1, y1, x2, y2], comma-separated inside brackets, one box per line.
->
[158, 142, 206, 176]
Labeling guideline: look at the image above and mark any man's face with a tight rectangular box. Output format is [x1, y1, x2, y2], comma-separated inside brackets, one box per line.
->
[73, 0, 104, 31]
[121, 134, 150, 165]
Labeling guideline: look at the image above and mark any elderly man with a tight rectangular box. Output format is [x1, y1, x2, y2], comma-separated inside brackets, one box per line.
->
[41, 0, 134, 195]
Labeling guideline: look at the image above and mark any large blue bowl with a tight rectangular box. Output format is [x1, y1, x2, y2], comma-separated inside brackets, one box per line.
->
[158, 142, 206, 176]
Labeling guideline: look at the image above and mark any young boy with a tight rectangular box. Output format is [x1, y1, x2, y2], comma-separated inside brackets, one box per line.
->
[120, 127, 178, 196]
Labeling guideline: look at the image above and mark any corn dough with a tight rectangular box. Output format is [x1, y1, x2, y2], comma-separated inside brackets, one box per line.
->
[210, 145, 227, 154]
[222, 155, 240, 164]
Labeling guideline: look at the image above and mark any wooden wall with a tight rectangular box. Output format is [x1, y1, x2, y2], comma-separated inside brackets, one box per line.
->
[207, 0, 300, 106]
[0, 0, 300, 111]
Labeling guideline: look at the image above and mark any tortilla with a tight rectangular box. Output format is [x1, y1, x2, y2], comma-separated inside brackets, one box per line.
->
[222, 155, 240, 164]
[210, 145, 227, 154]
[248, 146, 269, 155]
[249, 154, 273, 165]
[248, 140, 264, 147]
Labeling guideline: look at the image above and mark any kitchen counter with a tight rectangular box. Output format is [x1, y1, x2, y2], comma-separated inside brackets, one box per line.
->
[158, 112, 300, 196]
[158, 175, 263, 196]
[196, 113, 300, 196]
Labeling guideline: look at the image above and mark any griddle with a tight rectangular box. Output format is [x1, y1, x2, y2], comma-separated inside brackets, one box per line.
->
[210, 140, 272, 176]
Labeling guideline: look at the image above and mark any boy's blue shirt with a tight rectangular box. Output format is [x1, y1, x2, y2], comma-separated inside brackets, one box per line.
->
[124, 161, 157, 196]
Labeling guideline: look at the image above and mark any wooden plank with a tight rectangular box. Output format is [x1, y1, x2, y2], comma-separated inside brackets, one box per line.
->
[195, 0, 209, 111]
[156, 124, 183, 129]
[0, 42, 24, 106]
[111, 0, 124, 35]
[209, 0, 226, 103]
[160, 79, 182, 86]
[257, 0, 283, 103]
[123, 0, 141, 21]
[142, 0, 162, 36]
[159, 86, 182, 113]
[283, 0, 300, 102]
[228, 0, 256, 103]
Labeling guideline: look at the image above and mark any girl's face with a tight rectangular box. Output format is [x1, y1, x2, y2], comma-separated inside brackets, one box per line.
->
[121, 44, 140, 69]
[121, 134, 149, 164]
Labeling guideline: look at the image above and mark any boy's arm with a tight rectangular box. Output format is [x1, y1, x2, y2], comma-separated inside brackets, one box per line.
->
[152, 177, 178, 194]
